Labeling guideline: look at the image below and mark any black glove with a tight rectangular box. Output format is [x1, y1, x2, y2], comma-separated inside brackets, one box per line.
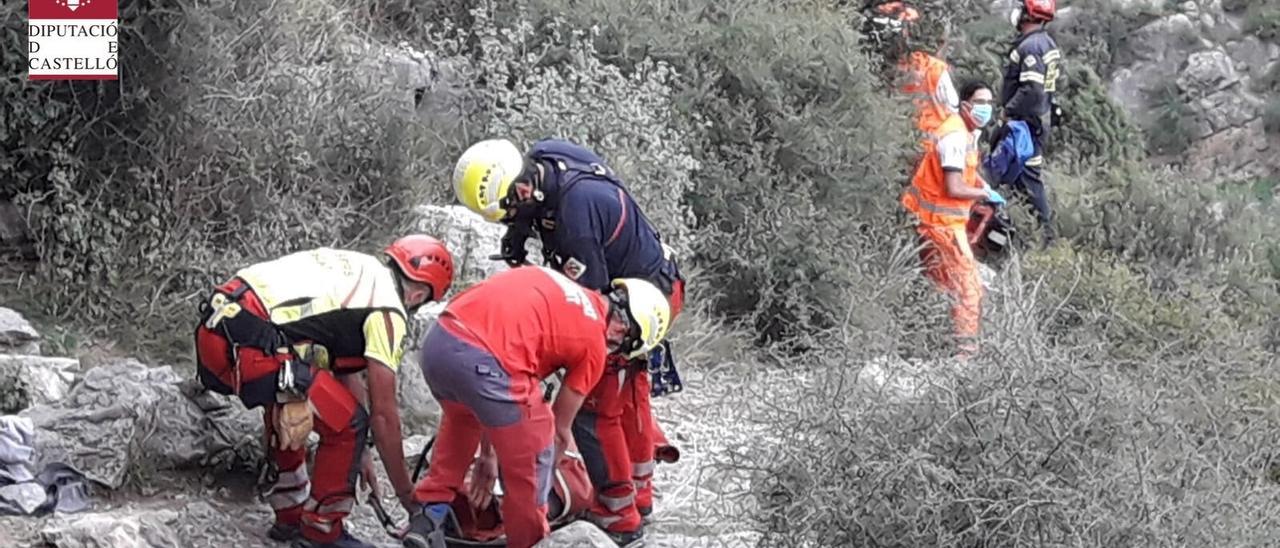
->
[490, 225, 531, 267]
[1051, 101, 1068, 128]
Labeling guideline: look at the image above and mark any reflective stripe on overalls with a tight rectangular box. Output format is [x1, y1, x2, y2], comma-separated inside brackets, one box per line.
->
[901, 114, 977, 228]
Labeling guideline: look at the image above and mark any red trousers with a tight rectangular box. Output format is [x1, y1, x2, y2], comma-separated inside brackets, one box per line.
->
[575, 279, 685, 533]
[194, 279, 369, 543]
[413, 323, 556, 548]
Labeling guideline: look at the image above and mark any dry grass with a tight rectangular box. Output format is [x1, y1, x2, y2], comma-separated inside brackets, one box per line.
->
[748, 259, 1280, 547]
[4, 1, 1280, 547]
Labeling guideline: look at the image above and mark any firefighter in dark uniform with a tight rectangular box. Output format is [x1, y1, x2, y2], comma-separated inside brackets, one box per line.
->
[1000, 0, 1062, 248]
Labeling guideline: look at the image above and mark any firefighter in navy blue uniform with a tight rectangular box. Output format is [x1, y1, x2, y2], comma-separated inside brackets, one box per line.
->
[451, 138, 686, 547]
[999, 0, 1062, 248]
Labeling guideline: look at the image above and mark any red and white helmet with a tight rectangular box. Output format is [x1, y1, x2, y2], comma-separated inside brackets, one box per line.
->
[384, 234, 454, 301]
[863, 1, 922, 45]
[1013, 0, 1056, 24]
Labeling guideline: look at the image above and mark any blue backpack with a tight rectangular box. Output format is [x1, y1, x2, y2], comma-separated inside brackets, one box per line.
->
[982, 120, 1035, 186]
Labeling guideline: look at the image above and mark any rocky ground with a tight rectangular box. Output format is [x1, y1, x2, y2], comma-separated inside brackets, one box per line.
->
[1052, 0, 1280, 179]
[0, 204, 980, 547]
[0, 300, 779, 548]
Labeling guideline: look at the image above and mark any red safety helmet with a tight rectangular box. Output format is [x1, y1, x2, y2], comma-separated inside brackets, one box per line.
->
[1020, 0, 1056, 23]
[864, 1, 922, 44]
[875, 1, 920, 22]
[385, 234, 454, 300]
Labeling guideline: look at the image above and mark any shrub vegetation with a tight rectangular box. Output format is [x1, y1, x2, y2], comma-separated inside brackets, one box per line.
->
[3, 0, 1279, 543]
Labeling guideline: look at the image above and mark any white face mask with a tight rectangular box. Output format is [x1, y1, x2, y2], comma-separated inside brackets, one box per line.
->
[1009, 8, 1021, 28]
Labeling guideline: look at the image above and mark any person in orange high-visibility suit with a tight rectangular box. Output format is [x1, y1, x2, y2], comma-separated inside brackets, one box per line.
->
[901, 81, 1006, 358]
[863, 2, 961, 134]
[901, 50, 959, 134]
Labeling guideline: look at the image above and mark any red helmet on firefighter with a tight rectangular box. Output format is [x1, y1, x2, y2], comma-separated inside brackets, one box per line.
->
[1015, 0, 1056, 23]
[863, 1, 921, 46]
[385, 234, 454, 301]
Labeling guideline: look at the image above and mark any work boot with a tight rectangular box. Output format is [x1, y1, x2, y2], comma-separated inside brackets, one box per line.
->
[268, 522, 301, 542]
[401, 503, 451, 548]
[638, 505, 652, 525]
[291, 530, 375, 548]
[605, 527, 646, 548]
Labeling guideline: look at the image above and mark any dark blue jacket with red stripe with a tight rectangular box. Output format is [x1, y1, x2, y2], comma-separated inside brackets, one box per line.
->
[522, 138, 681, 295]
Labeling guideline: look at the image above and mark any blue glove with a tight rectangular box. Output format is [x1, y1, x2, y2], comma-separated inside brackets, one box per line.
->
[985, 187, 1006, 206]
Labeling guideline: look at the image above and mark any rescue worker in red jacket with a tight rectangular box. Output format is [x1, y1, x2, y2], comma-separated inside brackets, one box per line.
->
[401, 266, 672, 548]
[194, 236, 454, 548]
[901, 81, 1004, 359]
[448, 137, 685, 545]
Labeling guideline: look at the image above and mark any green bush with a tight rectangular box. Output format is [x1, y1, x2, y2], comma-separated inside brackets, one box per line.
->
[5, 0, 1280, 543]
[1244, 0, 1280, 43]
[751, 220, 1279, 546]
[2, 0, 441, 361]
[1023, 245, 1266, 361]
[421, 0, 917, 344]
[1051, 162, 1280, 277]
[753, 324, 1280, 546]
[1143, 83, 1200, 156]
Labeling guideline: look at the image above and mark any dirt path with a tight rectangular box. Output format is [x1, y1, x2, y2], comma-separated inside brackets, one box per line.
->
[640, 362, 779, 547]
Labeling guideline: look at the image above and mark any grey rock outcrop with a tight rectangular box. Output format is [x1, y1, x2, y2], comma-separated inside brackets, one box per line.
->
[1097, 1, 1280, 179]
[397, 337, 443, 436]
[1178, 50, 1239, 98]
[412, 204, 509, 289]
[40, 506, 181, 548]
[20, 359, 261, 489]
[0, 355, 78, 413]
[533, 521, 618, 548]
[0, 307, 41, 355]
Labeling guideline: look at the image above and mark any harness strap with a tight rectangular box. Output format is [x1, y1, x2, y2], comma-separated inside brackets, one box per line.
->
[226, 282, 249, 301]
[535, 151, 685, 290]
[605, 188, 628, 246]
[223, 314, 288, 354]
[331, 356, 368, 372]
[541, 154, 668, 246]
[199, 281, 290, 354]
